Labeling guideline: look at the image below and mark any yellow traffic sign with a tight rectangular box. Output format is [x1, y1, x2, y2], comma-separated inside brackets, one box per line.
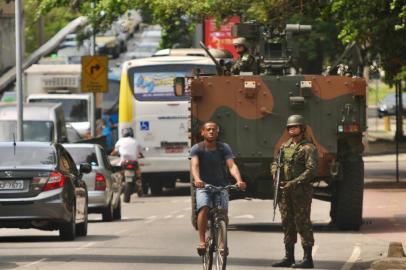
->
[81, 56, 108, 93]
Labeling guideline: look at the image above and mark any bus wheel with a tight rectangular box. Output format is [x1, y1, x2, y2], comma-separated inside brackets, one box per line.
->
[150, 178, 163, 195]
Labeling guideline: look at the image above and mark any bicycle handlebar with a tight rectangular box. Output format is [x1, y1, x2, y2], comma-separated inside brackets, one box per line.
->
[202, 184, 240, 192]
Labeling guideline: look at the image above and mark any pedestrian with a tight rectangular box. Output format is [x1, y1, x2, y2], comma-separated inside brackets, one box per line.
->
[189, 121, 246, 254]
[271, 115, 318, 269]
[230, 37, 256, 75]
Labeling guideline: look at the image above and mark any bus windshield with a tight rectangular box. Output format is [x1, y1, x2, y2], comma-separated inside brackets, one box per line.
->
[128, 64, 216, 101]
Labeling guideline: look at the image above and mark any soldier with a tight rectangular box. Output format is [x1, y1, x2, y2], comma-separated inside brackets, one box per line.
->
[271, 115, 318, 269]
[230, 37, 256, 75]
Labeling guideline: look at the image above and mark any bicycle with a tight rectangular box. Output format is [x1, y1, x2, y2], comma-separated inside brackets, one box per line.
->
[199, 184, 239, 270]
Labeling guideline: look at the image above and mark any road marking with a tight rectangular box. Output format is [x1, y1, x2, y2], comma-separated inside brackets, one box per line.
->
[340, 244, 361, 270]
[117, 228, 132, 235]
[176, 215, 185, 219]
[77, 242, 94, 250]
[145, 215, 157, 223]
[164, 215, 173, 219]
[23, 258, 47, 268]
[233, 215, 255, 219]
[312, 245, 318, 257]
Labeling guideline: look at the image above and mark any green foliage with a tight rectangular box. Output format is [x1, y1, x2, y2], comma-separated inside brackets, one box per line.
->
[329, 0, 406, 84]
[30, 0, 405, 81]
[24, 0, 78, 54]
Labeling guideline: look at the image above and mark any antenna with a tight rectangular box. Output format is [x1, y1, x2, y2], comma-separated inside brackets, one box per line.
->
[13, 133, 16, 155]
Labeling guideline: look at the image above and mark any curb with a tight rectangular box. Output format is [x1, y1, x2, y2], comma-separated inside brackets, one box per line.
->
[368, 242, 406, 270]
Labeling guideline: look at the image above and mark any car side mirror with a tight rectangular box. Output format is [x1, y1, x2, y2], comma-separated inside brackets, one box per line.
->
[79, 163, 92, 174]
[174, 77, 185, 97]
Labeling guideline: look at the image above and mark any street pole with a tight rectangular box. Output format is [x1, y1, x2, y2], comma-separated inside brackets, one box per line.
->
[15, 0, 23, 141]
[90, 1, 96, 137]
[395, 80, 401, 183]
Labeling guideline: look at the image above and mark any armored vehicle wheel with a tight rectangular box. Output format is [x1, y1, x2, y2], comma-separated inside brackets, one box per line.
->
[331, 155, 364, 230]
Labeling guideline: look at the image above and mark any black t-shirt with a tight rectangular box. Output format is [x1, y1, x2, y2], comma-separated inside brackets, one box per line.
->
[189, 142, 234, 187]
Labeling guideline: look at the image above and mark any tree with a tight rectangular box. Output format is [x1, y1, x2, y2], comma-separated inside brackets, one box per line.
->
[328, 0, 406, 84]
[32, 0, 405, 80]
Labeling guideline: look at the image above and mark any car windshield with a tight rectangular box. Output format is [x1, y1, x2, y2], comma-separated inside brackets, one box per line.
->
[128, 64, 216, 101]
[0, 121, 54, 142]
[0, 145, 55, 168]
[29, 98, 88, 122]
[66, 147, 98, 166]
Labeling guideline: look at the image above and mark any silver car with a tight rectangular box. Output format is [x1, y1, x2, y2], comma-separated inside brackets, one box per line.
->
[64, 144, 122, 221]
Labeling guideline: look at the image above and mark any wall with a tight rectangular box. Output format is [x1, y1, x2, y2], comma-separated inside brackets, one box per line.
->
[0, 2, 16, 75]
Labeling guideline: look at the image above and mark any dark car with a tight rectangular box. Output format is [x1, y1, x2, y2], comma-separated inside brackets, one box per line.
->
[0, 142, 91, 240]
[377, 93, 406, 118]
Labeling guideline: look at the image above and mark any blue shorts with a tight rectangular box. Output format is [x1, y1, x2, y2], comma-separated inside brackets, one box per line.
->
[195, 188, 229, 212]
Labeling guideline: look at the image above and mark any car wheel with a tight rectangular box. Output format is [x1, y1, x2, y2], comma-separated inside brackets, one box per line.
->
[102, 201, 114, 222]
[113, 199, 122, 220]
[76, 203, 88, 237]
[60, 205, 76, 241]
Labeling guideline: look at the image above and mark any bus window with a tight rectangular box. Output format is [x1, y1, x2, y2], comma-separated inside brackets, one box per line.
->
[127, 64, 216, 101]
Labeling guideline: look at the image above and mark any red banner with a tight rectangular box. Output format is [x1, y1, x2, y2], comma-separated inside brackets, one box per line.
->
[204, 16, 240, 59]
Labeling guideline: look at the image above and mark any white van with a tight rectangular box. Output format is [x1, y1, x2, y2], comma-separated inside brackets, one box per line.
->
[0, 103, 68, 143]
[27, 93, 93, 137]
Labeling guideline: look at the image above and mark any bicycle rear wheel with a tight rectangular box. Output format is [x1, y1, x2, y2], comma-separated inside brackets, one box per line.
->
[202, 235, 214, 270]
[214, 220, 228, 270]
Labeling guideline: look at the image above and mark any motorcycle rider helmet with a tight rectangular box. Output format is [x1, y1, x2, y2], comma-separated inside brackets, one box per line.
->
[122, 127, 134, 138]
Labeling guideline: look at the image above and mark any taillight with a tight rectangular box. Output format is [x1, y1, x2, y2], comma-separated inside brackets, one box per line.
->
[126, 164, 134, 169]
[43, 171, 65, 191]
[338, 124, 360, 133]
[95, 173, 106, 191]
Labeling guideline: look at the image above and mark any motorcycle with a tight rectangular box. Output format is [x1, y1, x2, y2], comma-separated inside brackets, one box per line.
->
[122, 160, 143, 202]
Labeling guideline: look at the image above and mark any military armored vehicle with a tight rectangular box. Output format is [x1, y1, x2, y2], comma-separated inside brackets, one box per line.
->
[177, 22, 366, 230]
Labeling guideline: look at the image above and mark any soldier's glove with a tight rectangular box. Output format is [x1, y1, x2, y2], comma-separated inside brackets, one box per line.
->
[281, 180, 298, 190]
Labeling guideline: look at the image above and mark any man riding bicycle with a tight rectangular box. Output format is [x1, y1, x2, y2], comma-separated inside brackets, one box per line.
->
[189, 121, 246, 254]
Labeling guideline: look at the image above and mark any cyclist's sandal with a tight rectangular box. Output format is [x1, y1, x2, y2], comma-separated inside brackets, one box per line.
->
[197, 243, 206, 256]
[219, 247, 229, 257]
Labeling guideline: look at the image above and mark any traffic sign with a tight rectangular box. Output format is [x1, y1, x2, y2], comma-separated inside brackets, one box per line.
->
[81, 56, 108, 93]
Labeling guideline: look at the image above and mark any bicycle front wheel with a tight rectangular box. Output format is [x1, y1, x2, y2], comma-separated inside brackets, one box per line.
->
[202, 235, 214, 270]
[214, 220, 228, 270]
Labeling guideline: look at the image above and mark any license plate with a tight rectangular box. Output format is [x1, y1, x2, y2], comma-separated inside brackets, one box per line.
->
[0, 180, 24, 190]
[124, 171, 135, 177]
[125, 177, 133, 183]
[165, 146, 184, 153]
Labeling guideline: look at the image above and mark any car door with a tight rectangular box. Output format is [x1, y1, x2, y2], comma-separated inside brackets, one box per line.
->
[99, 146, 121, 206]
[61, 148, 87, 223]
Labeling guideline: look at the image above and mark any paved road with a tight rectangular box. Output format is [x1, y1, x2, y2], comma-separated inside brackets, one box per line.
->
[0, 154, 405, 270]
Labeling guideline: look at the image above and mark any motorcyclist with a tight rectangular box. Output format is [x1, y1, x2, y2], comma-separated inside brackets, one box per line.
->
[111, 127, 144, 195]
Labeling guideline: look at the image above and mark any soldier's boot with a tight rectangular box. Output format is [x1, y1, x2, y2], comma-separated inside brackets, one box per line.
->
[292, 245, 314, 269]
[272, 244, 295, 267]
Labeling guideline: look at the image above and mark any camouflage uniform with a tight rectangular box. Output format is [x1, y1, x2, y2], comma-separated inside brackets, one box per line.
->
[272, 137, 318, 247]
[230, 52, 256, 75]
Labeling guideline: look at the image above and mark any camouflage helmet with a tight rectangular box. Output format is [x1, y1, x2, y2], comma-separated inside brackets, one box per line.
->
[286, 114, 305, 127]
[233, 37, 248, 48]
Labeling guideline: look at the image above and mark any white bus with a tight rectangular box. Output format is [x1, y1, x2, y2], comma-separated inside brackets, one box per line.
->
[119, 56, 217, 194]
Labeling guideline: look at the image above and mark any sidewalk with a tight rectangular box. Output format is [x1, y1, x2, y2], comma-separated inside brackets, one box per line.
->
[365, 130, 406, 156]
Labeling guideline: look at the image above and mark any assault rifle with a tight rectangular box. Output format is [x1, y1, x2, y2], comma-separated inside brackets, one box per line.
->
[272, 148, 284, 221]
[199, 41, 224, 75]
